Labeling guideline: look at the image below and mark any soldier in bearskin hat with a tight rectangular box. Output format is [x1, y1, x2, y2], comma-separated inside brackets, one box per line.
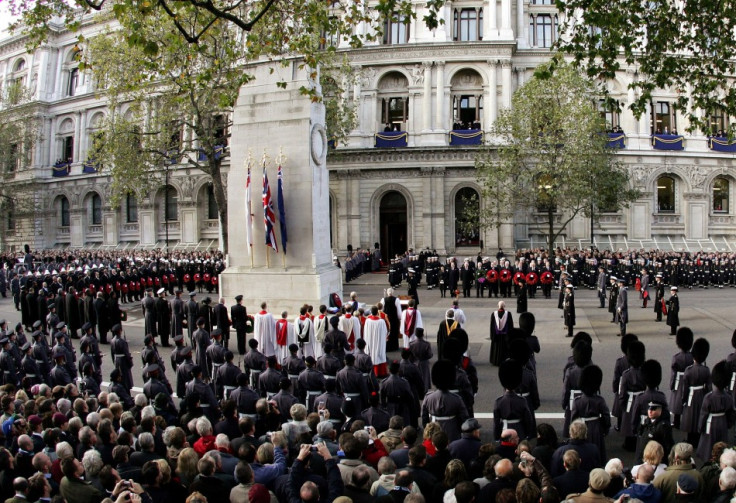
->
[571, 364, 610, 461]
[611, 334, 637, 431]
[518, 312, 540, 376]
[421, 360, 469, 442]
[442, 336, 476, 417]
[669, 327, 694, 429]
[680, 337, 711, 447]
[725, 329, 736, 402]
[615, 339, 646, 452]
[696, 360, 734, 462]
[493, 359, 534, 441]
[562, 341, 593, 436]
[508, 337, 539, 417]
[563, 332, 593, 380]
[631, 359, 670, 435]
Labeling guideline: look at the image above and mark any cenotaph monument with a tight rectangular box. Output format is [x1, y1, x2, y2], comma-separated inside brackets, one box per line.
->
[219, 61, 343, 312]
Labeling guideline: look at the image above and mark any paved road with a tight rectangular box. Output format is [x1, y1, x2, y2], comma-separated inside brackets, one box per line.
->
[1, 273, 735, 468]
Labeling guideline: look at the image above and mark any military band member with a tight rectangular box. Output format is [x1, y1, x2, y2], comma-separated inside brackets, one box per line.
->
[493, 359, 535, 441]
[630, 359, 670, 442]
[563, 341, 593, 436]
[570, 365, 610, 460]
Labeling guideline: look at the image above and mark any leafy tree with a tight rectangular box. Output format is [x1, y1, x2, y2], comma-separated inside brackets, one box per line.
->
[476, 59, 640, 252]
[0, 82, 43, 248]
[556, 0, 736, 133]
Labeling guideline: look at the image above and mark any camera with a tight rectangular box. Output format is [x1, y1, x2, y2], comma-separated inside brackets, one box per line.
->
[310, 445, 319, 451]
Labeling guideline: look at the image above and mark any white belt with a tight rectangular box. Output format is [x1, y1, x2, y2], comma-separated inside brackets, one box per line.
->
[200, 403, 211, 408]
[582, 416, 599, 422]
[626, 390, 644, 413]
[223, 385, 236, 397]
[519, 392, 530, 398]
[213, 363, 223, 367]
[329, 419, 342, 425]
[688, 385, 705, 406]
[568, 389, 581, 410]
[674, 371, 684, 391]
[34, 360, 44, 364]
[288, 374, 299, 380]
[266, 391, 276, 400]
[501, 418, 520, 430]
[706, 412, 726, 434]
[239, 413, 258, 420]
[449, 389, 460, 395]
[361, 373, 370, 378]
[325, 375, 336, 380]
[25, 374, 36, 377]
[345, 393, 361, 398]
[431, 415, 456, 422]
[305, 390, 321, 406]
[730, 372, 736, 392]
[114, 354, 126, 358]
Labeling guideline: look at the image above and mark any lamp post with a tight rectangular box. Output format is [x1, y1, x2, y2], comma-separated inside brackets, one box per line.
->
[165, 162, 169, 252]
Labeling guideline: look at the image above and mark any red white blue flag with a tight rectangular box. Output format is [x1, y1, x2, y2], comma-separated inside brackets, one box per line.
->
[263, 163, 278, 252]
[277, 164, 287, 254]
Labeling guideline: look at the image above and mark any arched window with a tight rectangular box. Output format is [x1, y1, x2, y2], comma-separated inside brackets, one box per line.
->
[657, 176, 675, 213]
[60, 197, 70, 227]
[713, 177, 729, 213]
[13, 59, 25, 72]
[455, 187, 480, 247]
[207, 184, 218, 219]
[126, 194, 138, 223]
[90, 193, 102, 225]
[165, 186, 178, 221]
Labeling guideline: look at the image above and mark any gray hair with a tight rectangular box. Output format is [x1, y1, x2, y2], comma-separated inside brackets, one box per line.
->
[79, 426, 95, 445]
[721, 448, 736, 469]
[204, 449, 222, 469]
[290, 403, 307, 421]
[604, 458, 624, 478]
[569, 420, 587, 440]
[138, 432, 155, 452]
[141, 405, 155, 420]
[721, 467, 736, 490]
[215, 434, 230, 449]
[196, 417, 212, 436]
[107, 392, 120, 404]
[85, 411, 100, 430]
[134, 394, 148, 407]
[55, 441, 73, 460]
[82, 449, 103, 477]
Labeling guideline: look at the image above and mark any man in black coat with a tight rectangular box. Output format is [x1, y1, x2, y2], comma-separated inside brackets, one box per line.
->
[213, 297, 231, 350]
[230, 295, 248, 356]
[93, 292, 108, 344]
[155, 288, 171, 347]
[64, 287, 80, 339]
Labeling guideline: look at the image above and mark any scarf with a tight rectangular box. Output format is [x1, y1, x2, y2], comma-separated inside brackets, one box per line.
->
[445, 319, 458, 335]
[494, 310, 509, 333]
[404, 309, 416, 337]
[276, 319, 288, 346]
[315, 315, 327, 343]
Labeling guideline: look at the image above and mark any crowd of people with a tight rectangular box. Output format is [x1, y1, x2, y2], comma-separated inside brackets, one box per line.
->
[0, 245, 735, 503]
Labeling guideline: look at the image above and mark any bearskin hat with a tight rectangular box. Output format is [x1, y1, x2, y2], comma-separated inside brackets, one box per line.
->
[450, 329, 469, 354]
[732, 329, 736, 349]
[641, 359, 662, 389]
[498, 359, 523, 391]
[626, 340, 646, 368]
[508, 338, 530, 366]
[432, 360, 457, 391]
[570, 331, 592, 350]
[676, 327, 694, 352]
[711, 360, 730, 391]
[507, 327, 526, 342]
[519, 312, 535, 336]
[443, 336, 463, 364]
[620, 333, 638, 355]
[572, 341, 593, 368]
[580, 365, 603, 396]
[691, 338, 710, 363]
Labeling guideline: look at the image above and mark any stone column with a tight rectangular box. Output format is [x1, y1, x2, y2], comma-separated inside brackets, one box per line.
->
[500, 0, 513, 38]
[53, 52, 64, 100]
[138, 203, 157, 246]
[516, 0, 526, 46]
[73, 111, 82, 163]
[366, 91, 378, 136]
[486, 60, 498, 129]
[70, 209, 85, 248]
[179, 201, 200, 245]
[435, 62, 445, 131]
[484, 0, 497, 40]
[501, 61, 512, 109]
[423, 62, 432, 131]
[102, 207, 119, 246]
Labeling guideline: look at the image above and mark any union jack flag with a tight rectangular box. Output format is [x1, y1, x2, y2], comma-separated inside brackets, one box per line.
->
[263, 164, 278, 252]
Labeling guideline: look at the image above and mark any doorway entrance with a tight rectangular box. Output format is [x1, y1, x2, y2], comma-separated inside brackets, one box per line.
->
[380, 191, 407, 260]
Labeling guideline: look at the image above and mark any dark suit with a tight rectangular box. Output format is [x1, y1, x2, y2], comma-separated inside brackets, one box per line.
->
[231, 303, 247, 355]
[213, 303, 230, 349]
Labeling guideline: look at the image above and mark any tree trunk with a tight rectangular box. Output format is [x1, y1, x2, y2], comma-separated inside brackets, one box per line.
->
[209, 160, 229, 254]
[547, 207, 555, 253]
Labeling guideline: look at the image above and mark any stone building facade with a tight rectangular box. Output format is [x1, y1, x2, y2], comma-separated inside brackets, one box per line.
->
[1, 2, 736, 256]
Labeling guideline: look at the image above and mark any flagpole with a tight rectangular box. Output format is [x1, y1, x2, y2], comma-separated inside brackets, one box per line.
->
[246, 149, 254, 269]
[277, 147, 288, 271]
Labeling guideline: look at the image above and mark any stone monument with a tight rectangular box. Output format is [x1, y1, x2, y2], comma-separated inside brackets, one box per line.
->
[220, 61, 343, 312]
